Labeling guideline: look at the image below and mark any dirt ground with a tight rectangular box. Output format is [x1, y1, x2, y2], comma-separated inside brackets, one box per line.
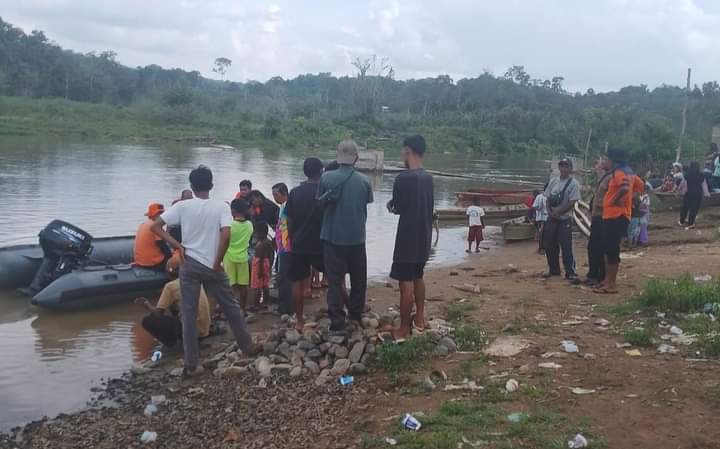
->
[3, 208, 720, 449]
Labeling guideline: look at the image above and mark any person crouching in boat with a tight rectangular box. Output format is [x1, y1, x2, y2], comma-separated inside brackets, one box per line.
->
[135, 253, 211, 348]
[134, 203, 172, 271]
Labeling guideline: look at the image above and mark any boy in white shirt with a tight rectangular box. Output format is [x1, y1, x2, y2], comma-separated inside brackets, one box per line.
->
[465, 197, 485, 253]
[531, 190, 548, 254]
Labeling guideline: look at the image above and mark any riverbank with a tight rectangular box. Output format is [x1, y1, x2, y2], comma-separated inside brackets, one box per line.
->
[3, 209, 720, 449]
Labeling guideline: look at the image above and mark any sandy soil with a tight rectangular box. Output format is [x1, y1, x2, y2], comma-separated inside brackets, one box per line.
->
[2, 209, 720, 449]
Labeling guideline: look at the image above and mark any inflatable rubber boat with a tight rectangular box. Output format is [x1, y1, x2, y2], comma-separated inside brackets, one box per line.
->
[0, 220, 169, 311]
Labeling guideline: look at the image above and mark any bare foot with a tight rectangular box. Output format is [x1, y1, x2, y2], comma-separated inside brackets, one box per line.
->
[392, 328, 410, 340]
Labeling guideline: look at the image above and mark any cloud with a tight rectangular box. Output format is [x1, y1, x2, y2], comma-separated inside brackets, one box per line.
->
[2, 0, 719, 91]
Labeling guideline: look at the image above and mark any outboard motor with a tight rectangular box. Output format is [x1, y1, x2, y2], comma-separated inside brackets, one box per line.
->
[18, 220, 94, 296]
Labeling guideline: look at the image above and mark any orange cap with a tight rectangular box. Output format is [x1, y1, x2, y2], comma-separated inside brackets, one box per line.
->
[145, 202, 165, 218]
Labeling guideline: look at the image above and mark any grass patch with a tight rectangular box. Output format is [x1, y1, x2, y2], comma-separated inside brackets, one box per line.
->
[635, 275, 720, 314]
[608, 299, 642, 316]
[384, 400, 602, 449]
[445, 301, 477, 322]
[375, 335, 435, 374]
[453, 324, 487, 351]
[454, 356, 488, 379]
[623, 327, 654, 347]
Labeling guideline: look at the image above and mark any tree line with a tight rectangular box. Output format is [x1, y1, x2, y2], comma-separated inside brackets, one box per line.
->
[1, 17, 719, 163]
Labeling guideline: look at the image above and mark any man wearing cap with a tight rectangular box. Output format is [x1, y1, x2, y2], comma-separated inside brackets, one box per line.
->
[594, 148, 644, 294]
[134, 203, 172, 271]
[542, 158, 581, 281]
[318, 139, 374, 333]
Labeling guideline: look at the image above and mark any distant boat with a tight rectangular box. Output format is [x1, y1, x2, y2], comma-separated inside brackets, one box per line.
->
[435, 204, 529, 222]
[654, 191, 720, 208]
[455, 189, 533, 205]
[501, 216, 536, 241]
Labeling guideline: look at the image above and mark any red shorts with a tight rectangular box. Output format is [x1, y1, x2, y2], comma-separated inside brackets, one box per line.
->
[468, 225, 484, 243]
[251, 257, 271, 289]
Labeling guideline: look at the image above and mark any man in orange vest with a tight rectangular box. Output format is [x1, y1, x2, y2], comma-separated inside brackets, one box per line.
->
[134, 203, 172, 270]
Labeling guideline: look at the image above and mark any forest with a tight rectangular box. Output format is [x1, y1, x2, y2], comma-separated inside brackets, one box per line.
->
[1, 17, 719, 164]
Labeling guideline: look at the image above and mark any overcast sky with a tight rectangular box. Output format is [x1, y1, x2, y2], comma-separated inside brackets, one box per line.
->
[2, 0, 719, 92]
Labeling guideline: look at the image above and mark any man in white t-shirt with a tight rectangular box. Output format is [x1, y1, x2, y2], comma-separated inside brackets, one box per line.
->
[151, 165, 257, 376]
[465, 198, 485, 253]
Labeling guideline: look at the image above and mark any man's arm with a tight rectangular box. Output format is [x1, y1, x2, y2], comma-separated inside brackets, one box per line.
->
[214, 226, 231, 271]
[151, 218, 184, 260]
[387, 176, 402, 214]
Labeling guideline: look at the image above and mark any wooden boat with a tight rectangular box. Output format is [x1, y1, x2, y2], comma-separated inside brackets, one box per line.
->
[456, 189, 533, 203]
[435, 204, 529, 222]
[490, 193, 532, 205]
[501, 217, 535, 241]
[654, 191, 720, 208]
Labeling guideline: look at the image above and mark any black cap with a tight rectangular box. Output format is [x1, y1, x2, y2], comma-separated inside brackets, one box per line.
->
[558, 157, 573, 169]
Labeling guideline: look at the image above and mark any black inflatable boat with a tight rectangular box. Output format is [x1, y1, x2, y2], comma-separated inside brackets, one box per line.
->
[0, 220, 169, 311]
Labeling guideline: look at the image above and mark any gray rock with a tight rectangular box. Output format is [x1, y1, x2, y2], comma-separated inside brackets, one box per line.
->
[290, 352, 304, 367]
[426, 330, 442, 341]
[349, 342, 365, 363]
[290, 366, 303, 377]
[169, 367, 184, 377]
[214, 366, 248, 377]
[363, 328, 378, 338]
[269, 354, 289, 364]
[328, 335, 346, 345]
[285, 329, 301, 345]
[317, 318, 332, 329]
[349, 332, 364, 345]
[256, 357, 273, 377]
[379, 314, 394, 327]
[307, 349, 322, 359]
[315, 375, 331, 386]
[365, 343, 376, 355]
[348, 363, 367, 375]
[280, 314, 292, 323]
[330, 358, 351, 376]
[298, 340, 315, 351]
[274, 363, 293, 371]
[439, 337, 458, 353]
[130, 364, 151, 375]
[334, 345, 349, 359]
[318, 342, 331, 354]
[422, 376, 437, 391]
[304, 360, 320, 375]
[361, 317, 371, 328]
[245, 314, 257, 324]
[263, 340, 279, 354]
[276, 342, 291, 359]
[306, 331, 322, 345]
[319, 369, 331, 377]
[368, 318, 379, 329]
[360, 353, 372, 365]
[319, 357, 331, 369]
[433, 345, 450, 357]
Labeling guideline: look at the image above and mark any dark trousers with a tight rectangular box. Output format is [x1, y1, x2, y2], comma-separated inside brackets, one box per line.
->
[323, 242, 367, 330]
[276, 252, 293, 315]
[680, 194, 702, 226]
[179, 257, 253, 368]
[586, 216, 605, 282]
[543, 217, 576, 277]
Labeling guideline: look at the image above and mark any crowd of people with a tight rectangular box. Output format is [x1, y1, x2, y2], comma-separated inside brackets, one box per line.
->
[131, 136, 434, 375]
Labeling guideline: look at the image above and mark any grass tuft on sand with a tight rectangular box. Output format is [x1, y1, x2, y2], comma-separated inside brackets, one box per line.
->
[375, 335, 436, 374]
[623, 327, 654, 347]
[634, 275, 720, 314]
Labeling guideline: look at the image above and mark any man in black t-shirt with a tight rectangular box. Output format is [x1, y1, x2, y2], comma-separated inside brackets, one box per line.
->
[386, 135, 434, 339]
[286, 157, 325, 331]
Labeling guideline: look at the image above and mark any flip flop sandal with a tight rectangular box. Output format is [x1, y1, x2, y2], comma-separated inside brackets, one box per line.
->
[592, 287, 618, 294]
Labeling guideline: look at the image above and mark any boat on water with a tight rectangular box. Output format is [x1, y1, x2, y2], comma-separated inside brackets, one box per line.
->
[0, 220, 168, 311]
[654, 191, 720, 208]
[455, 189, 534, 205]
[435, 204, 529, 222]
[501, 217, 536, 241]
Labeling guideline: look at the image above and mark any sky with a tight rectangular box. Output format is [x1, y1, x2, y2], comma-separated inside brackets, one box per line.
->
[2, 0, 720, 92]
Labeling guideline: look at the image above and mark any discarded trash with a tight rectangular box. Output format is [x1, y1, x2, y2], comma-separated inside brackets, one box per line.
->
[505, 379, 519, 393]
[670, 326, 683, 336]
[484, 335, 531, 357]
[402, 413, 422, 431]
[541, 351, 567, 359]
[444, 378, 483, 391]
[704, 303, 720, 315]
[670, 334, 697, 345]
[694, 274, 713, 282]
[384, 437, 398, 446]
[143, 403, 158, 416]
[571, 387, 596, 395]
[561, 320, 584, 326]
[561, 340, 579, 353]
[506, 412, 528, 423]
[140, 431, 158, 443]
[567, 433, 588, 448]
[625, 349, 642, 357]
[594, 318, 610, 326]
[615, 342, 632, 348]
[258, 378, 268, 388]
[452, 283, 484, 294]
[538, 362, 562, 369]
[187, 387, 205, 397]
[150, 395, 166, 405]
[151, 350, 162, 362]
[657, 344, 678, 354]
[340, 375, 354, 386]
[583, 353, 596, 360]
[621, 252, 643, 259]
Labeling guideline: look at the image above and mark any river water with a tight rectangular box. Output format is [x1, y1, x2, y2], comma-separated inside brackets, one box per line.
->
[0, 138, 548, 430]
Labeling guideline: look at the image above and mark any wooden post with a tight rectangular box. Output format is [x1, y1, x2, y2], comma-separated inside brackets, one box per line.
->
[676, 68, 691, 162]
[583, 127, 593, 170]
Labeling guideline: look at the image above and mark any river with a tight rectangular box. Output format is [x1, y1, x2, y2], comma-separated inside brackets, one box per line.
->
[0, 138, 548, 430]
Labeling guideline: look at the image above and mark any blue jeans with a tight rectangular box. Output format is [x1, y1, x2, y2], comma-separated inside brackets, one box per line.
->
[543, 217, 576, 277]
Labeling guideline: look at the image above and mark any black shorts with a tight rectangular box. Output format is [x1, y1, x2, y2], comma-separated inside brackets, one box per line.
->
[390, 262, 426, 282]
[288, 253, 325, 282]
[602, 217, 629, 264]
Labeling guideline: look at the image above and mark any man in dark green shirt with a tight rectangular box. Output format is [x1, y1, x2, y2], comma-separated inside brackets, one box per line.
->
[318, 140, 374, 332]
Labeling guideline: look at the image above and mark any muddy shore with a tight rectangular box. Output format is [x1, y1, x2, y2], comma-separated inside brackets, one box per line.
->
[2, 209, 720, 449]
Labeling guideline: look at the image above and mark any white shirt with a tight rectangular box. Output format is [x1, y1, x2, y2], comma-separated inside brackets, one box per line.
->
[532, 194, 548, 222]
[466, 205, 485, 227]
[161, 197, 232, 268]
